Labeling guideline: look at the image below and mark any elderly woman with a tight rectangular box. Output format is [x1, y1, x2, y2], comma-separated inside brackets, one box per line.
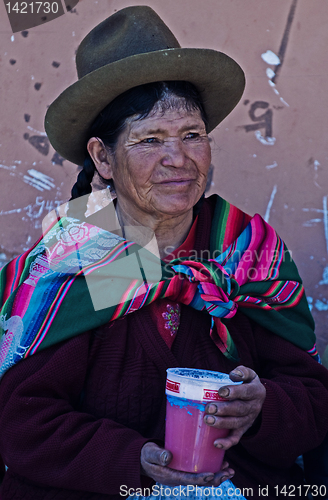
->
[0, 6, 327, 500]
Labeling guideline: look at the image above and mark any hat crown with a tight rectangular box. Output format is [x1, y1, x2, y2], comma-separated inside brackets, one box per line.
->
[76, 6, 180, 79]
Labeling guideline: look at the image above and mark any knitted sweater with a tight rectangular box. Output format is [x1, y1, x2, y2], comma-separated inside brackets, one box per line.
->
[0, 197, 327, 500]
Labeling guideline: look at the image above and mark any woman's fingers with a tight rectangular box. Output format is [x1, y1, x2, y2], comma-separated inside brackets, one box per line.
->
[229, 366, 256, 383]
[212, 462, 235, 487]
[221, 366, 265, 400]
[205, 365, 266, 411]
[141, 441, 172, 467]
[204, 366, 266, 449]
[205, 411, 252, 429]
[140, 442, 234, 487]
[214, 428, 247, 450]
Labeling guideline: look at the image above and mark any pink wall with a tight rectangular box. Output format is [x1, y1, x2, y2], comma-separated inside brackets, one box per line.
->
[1, 0, 328, 355]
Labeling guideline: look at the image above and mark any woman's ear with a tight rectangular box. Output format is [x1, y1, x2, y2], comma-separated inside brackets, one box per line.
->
[87, 137, 113, 180]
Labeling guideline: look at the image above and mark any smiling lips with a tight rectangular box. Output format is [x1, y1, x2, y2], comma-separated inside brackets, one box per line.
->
[158, 178, 195, 184]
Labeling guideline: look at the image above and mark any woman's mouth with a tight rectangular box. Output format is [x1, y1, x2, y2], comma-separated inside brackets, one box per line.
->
[158, 178, 195, 185]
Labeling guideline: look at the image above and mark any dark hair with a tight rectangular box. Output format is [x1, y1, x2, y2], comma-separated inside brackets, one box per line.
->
[70, 81, 207, 201]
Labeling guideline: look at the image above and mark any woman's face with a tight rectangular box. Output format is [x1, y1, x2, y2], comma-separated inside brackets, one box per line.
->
[102, 101, 211, 222]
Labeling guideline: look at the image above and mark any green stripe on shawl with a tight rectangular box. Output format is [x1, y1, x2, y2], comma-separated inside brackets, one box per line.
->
[210, 196, 230, 252]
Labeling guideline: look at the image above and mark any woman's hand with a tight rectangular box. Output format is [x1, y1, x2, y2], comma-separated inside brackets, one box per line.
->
[204, 366, 266, 450]
[140, 442, 234, 487]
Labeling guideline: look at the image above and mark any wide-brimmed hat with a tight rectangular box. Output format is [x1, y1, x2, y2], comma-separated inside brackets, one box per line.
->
[44, 5, 245, 166]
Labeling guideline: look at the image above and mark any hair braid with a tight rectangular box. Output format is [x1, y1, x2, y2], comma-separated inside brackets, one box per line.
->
[70, 156, 96, 200]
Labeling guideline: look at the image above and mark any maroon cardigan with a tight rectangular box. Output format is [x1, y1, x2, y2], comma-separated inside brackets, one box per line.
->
[0, 197, 328, 500]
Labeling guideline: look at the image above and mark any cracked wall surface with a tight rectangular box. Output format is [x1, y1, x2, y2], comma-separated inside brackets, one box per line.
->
[0, 0, 328, 354]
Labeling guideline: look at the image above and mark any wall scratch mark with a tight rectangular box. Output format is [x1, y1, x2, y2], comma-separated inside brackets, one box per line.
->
[323, 196, 328, 254]
[303, 197, 328, 292]
[263, 60, 290, 106]
[0, 198, 65, 225]
[255, 131, 276, 145]
[319, 267, 328, 286]
[27, 126, 47, 136]
[303, 208, 324, 214]
[303, 218, 322, 227]
[314, 160, 321, 188]
[0, 164, 16, 172]
[0, 164, 57, 192]
[0, 208, 22, 216]
[315, 299, 328, 311]
[23, 169, 55, 191]
[266, 161, 278, 170]
[264, 185, 278, 222]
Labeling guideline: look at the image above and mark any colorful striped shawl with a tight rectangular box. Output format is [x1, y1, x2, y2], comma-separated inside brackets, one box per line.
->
[0, 195, 317, 378]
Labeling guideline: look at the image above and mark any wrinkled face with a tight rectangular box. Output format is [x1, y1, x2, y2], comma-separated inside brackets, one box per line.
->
[106, 100, 211, 221]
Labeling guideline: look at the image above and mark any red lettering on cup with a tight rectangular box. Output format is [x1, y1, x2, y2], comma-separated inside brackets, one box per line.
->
[166, 379, 180, 393]
[203, 389, 227, 401]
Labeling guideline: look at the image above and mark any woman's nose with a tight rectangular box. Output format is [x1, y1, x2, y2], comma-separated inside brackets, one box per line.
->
[161, 139, 186, 168]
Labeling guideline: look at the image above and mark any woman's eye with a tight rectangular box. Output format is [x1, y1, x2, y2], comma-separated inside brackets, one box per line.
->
[142, 137, 158, 144]
[185, 132, 200, 140]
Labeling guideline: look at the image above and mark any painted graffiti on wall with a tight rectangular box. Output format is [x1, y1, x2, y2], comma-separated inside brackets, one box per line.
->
[239, 100, 276, 146]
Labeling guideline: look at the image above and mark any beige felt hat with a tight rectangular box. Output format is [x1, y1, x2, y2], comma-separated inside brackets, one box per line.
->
[44, 5, 245, 166]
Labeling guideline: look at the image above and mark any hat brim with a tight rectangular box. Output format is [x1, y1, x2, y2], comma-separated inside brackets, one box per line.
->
[44, 48, 245, 165]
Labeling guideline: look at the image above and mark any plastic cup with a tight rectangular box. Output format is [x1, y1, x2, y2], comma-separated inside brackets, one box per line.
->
[164, 368, 242, 473]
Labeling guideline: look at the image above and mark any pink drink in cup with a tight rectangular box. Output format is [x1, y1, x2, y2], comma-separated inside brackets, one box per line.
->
[165, 368, 242, 473]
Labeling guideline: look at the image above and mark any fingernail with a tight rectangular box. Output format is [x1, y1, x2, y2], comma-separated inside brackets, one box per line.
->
[221, 476, 229, 483]
[218, 387, 230, 397]
[207, 404, 217, 414]
[205, 415, 215, 425]
[231, 369, 243, 378]
[160, 451, 169, 464]
[204, 475, 214, 482]
[215, 442, 223, 448]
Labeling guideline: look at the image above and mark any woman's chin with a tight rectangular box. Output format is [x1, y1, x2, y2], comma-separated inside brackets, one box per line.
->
[151, 193, 202, 217]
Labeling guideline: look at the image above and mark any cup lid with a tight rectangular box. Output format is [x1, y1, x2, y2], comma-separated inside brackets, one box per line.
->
[166, 368, 242, 402]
